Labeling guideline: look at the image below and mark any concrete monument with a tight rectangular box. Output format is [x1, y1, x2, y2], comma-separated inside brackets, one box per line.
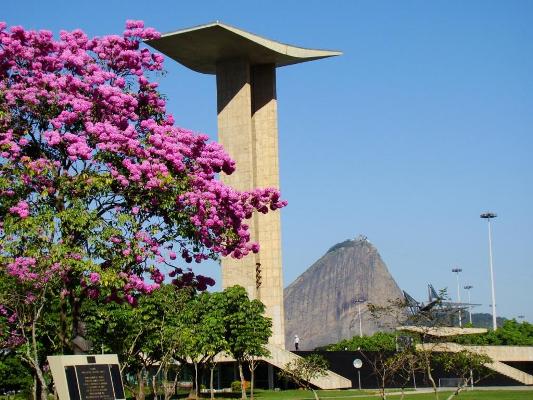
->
[147, 21, 340, 348]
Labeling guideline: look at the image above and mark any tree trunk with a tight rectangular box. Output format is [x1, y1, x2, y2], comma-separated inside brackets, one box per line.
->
[152, 374, 158, 400]
[194, 362, 199, 399]
[250, 366, 254, 400]
[30, 366, 48, 400]
[136, 370, 146, 400]
[32, 375, 37, 400]
[36, 368, 49, 400]
[163, 368, 178, 400]
[30, 311, 48, 400]
[59, 294, 68, 353]
[39, 387, 49, 400]
[71, 291, 79, 338]
[381, 375, 387, 399]
[426, 363, 439, 400]
[210, 366, 215, 400]
[248, 360, 256, 400]
[238, 361, 247, 399]
[445, 382, 467, 400]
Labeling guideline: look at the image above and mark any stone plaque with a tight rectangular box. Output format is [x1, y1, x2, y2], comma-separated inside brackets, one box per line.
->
[48, 354, 125, 400]
[75, 364, 115, 400]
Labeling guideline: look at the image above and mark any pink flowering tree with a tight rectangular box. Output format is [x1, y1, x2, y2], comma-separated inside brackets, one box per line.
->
[0, 259, 64, 399]
[0, 20, 285, 397]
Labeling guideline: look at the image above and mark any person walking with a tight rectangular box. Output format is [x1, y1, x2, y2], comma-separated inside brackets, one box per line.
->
[294, 334, 300, 350]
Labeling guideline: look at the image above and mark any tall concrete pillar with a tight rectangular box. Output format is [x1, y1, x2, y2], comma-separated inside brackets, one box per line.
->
[250, 64, 285, 346]
[147, 22, 340, 349]
[216, 59, 258, 299]
[216, 60, 284, 345]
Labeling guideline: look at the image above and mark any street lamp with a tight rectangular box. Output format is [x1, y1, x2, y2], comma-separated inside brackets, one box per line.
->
[452, 268, 463, 327]
[480, 211, 498, 330]
[353, 358, 363, 390]
[464, 285, 473, 324]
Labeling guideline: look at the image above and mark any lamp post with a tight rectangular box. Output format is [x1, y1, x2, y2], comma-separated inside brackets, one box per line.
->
[480, 212, 498, 330]
[464, 285, 473, 324]
[452, 268, 463, 327]
[353, 359, 363, 390]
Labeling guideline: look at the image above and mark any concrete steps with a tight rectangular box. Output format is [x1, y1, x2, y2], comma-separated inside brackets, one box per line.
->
[214, 344, 352, 389]
[486, 361, 533, 385]
[263, 344, 352, 389]
[418, 342, 533, 385]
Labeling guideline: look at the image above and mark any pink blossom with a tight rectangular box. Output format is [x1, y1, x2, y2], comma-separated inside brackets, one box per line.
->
[9, 201, 29, 218]
[0, 20, 286, 309]
[6, 257, 38, 281]
[89, 272, 100, 284]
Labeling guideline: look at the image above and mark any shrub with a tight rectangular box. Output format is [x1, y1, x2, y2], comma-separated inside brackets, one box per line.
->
[231, 380, 250, 392]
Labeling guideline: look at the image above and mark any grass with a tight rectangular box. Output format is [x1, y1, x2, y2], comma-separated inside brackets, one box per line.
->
[249, 389, 533, 400]
[435, 391, 533, 400]
[171, 389, 533, 399]
[224, 389, 533, 400]
[252, 389, 374, 399]
[2, 389, 533, 400]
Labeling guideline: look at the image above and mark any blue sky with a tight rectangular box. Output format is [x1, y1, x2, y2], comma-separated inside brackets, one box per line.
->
[3, 1, 532, 322]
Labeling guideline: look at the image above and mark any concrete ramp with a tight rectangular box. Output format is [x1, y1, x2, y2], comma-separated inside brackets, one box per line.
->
[214, 344, 352, 389]
[486, 360, 533, 385]
[263, 344, 352, 389]
[418, 342, 533, 385]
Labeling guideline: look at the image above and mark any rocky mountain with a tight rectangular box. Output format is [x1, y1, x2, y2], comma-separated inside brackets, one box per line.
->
[284, 236, 404, 350]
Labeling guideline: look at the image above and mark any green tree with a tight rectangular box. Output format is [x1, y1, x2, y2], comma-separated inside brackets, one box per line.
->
[144, 286, 196, 400]
[454, 319, 533, 346]
[196, 291, 229, 400]
[0, 271, 63, 399]
[222, 286, 272, 400]
[278, 354, 329, 400]
[326, 332, 397, 352]
[83, 285, 194, 400]
[179, 291, 228, 399]
[435, 350, 492, 399]
[0, 353, 33, 395]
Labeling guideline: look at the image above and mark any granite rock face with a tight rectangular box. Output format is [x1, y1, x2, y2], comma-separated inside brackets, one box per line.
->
[284, 237, 404, 350]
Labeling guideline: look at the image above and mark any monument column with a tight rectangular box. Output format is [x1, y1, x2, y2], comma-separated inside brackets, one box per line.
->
[216, 59, 258, 299]
[250, 64, 285, 346]
[216, 60, 285, 345]
[146, 21, 340, 350]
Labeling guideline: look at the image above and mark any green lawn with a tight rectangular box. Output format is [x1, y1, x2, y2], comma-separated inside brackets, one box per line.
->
[241, 389, 533, 400]
[254, 389, 371, 398]
[434, 391, 533, 400]
[2, 389, 533, 400]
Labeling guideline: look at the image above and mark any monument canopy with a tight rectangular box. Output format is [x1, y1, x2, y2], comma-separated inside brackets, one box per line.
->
[146, 22, 341, 74]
